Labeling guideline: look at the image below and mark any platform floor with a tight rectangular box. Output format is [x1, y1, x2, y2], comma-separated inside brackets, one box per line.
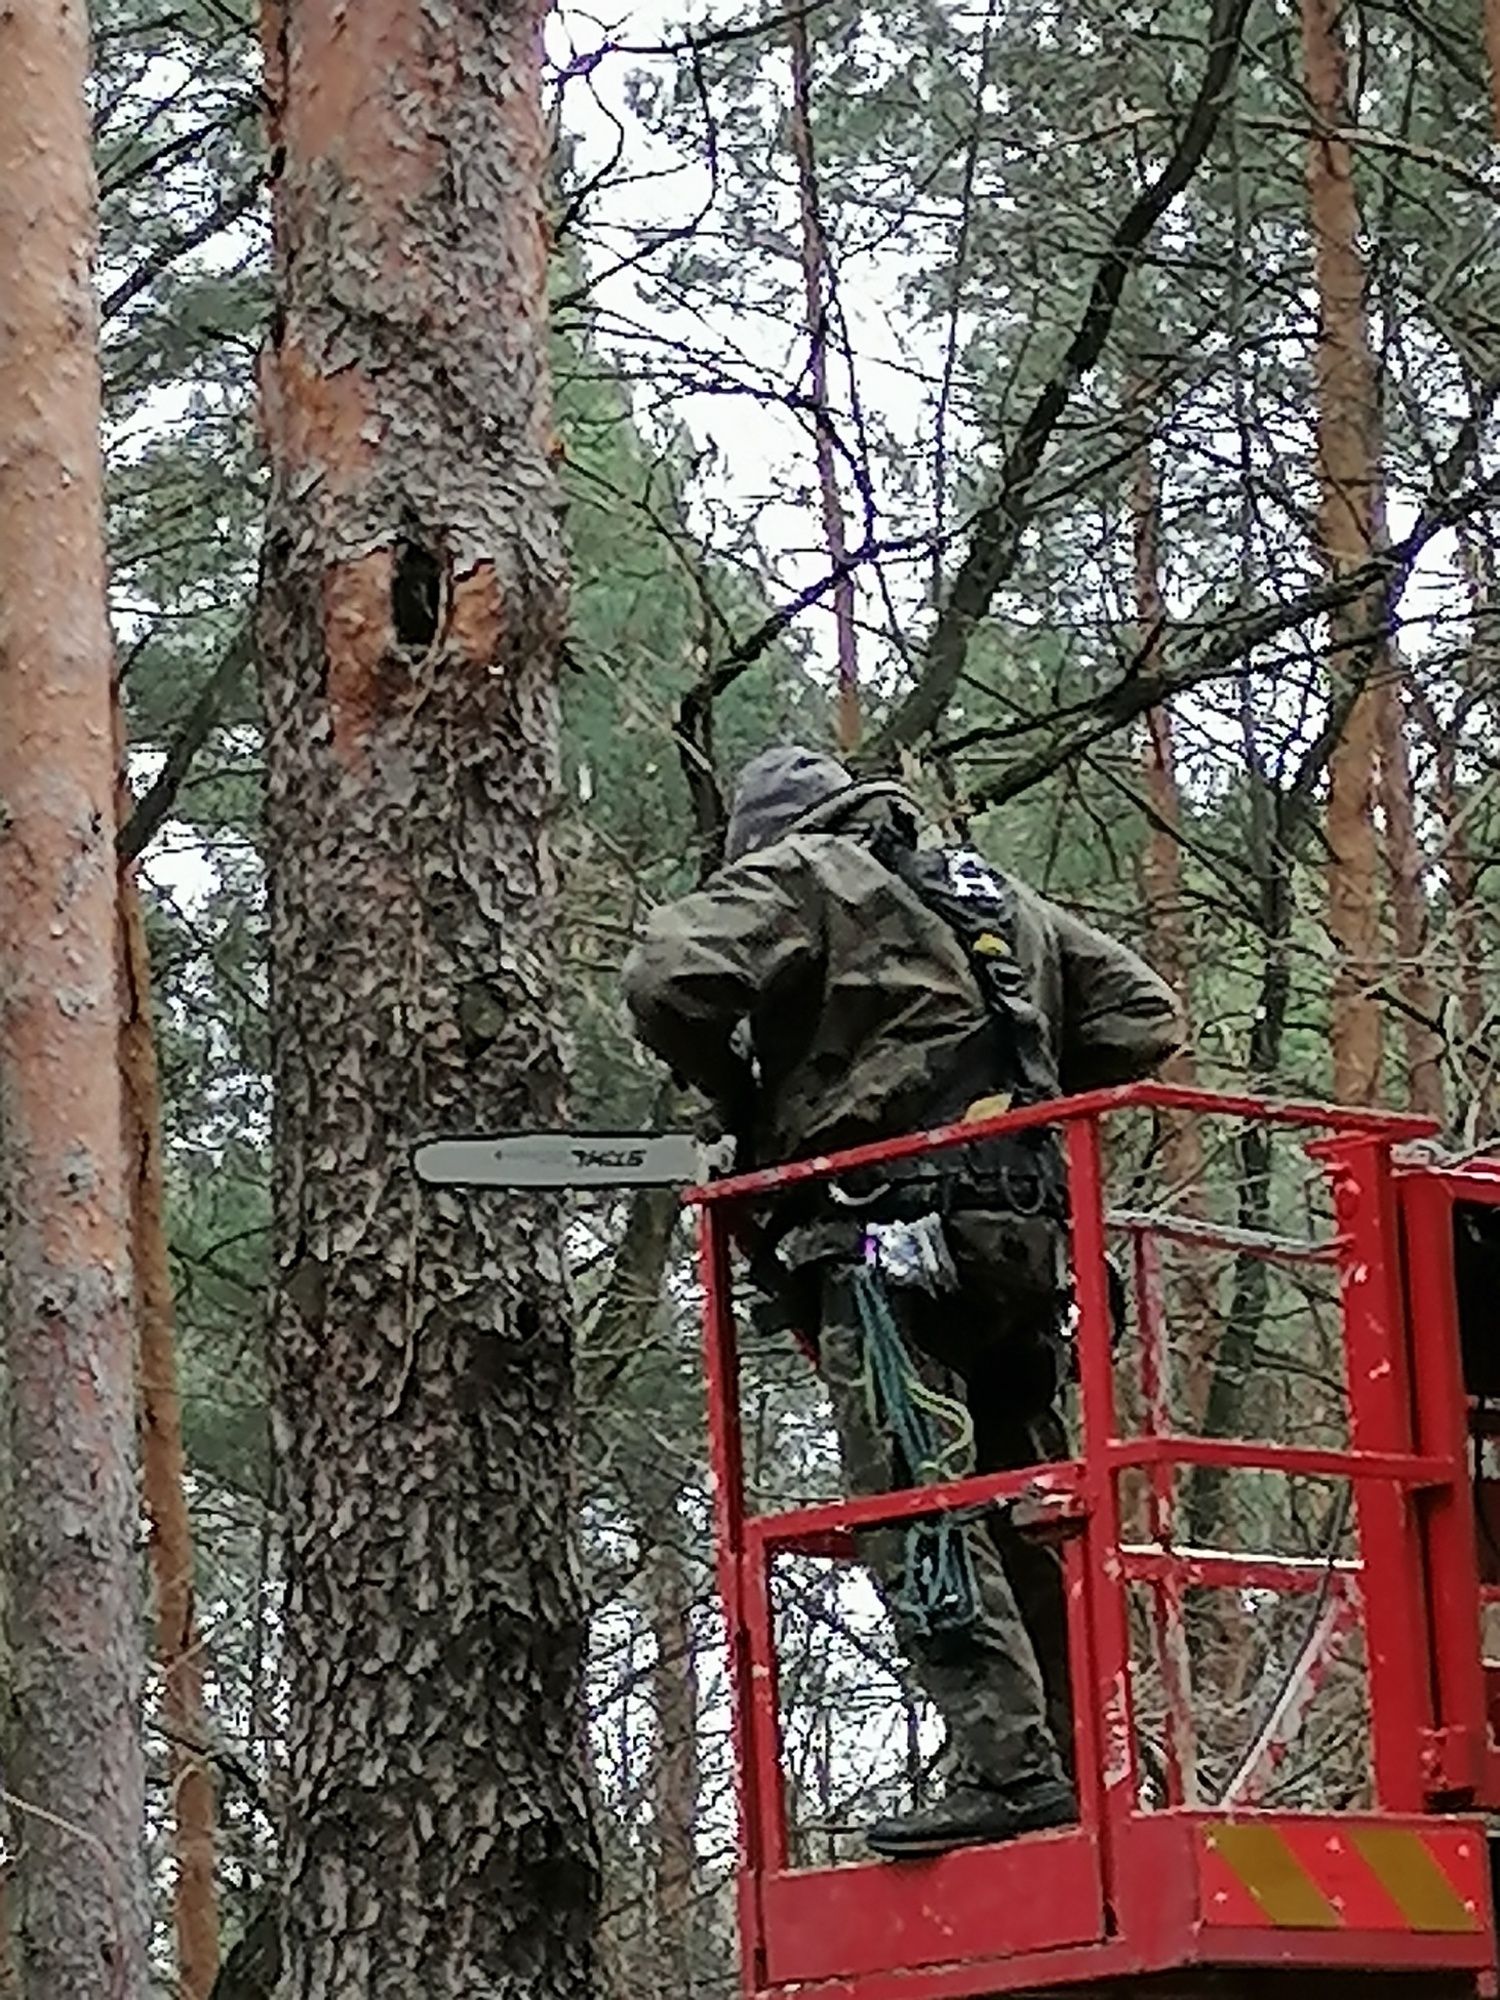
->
[1003, 1976, 1486, 1999]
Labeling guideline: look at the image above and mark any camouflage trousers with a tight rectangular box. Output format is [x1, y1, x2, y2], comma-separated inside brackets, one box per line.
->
[810, 1239, 1074, 1794]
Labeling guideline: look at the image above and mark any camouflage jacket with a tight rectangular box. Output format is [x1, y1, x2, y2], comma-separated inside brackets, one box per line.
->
[623, 805, 1184, 1168]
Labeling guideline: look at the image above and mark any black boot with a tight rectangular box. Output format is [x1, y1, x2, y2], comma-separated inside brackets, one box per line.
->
[865, 1774, 1076, 1860]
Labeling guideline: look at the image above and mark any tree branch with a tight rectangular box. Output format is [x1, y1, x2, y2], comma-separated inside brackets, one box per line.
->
[551, 0, 842, 79]
[873, 0, 1256, 756]
[102, 173, 262, 325]
[117, 623, 254, 863]
[671, 529, 930, 873]
[966, 464, 1500, 811]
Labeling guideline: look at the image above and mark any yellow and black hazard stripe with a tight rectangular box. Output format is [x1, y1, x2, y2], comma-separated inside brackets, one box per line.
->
[1199, 1819, 1486, 1934]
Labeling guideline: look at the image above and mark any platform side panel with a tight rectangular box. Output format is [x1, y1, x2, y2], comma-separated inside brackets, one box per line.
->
[1399, 1170, 1489, 1798]
[1197, 1816, 1491, 1945]
[758, 1829, 1105, 1987]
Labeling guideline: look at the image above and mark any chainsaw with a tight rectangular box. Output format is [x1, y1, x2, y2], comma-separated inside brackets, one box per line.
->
[411, 1130, 736, 1193]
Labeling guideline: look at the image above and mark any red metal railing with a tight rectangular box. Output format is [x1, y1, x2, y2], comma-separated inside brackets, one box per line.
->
[691, 1083, 1494, 1999]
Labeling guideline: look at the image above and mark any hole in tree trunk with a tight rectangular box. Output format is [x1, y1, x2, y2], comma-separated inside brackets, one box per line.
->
[392, 540, 443, 648]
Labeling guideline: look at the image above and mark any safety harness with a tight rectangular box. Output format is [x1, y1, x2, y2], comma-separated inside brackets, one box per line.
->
[869, 831, 1060, 1114]
[822, 833, 1071, 1641]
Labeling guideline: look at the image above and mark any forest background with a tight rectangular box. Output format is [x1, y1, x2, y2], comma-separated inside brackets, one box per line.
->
[5, 0, 1500, 1993]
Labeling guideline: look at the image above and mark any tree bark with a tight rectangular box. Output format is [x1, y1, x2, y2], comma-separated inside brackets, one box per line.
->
[1301, 0, 1385, 1106]
[0, 4, 151, 1994]
[258, 3, 598, 1994]
[1487, 0, 1500, 138]
[787, 4, 859, 752]
[118, 858, 221, 2000]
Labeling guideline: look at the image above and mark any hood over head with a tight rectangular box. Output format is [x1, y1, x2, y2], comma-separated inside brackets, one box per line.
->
[723, 746, 851, 863]
[723, 745, 920, 862]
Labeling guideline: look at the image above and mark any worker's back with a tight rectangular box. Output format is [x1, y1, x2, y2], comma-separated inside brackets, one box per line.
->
[629, 807, 996, 1163]
[624, 753, 1182, 1167]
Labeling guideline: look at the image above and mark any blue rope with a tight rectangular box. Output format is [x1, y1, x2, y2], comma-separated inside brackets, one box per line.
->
[849, 1263, 980, 1643]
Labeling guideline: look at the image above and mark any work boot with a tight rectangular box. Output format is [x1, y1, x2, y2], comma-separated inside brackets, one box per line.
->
[865, 1774, 1076, 1860]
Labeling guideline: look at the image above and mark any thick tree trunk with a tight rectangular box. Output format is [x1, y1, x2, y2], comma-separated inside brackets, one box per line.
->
[1487, 0, 1500, 137]
[118, 859, 221, 1999]
[788, 5, 859, 752]
[1301, 0, 1385, 1106]
[0, 5, 151, 1994]
[258, 3, 598, 1994]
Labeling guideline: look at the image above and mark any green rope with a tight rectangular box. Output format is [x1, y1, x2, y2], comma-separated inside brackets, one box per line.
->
[849, 1262, 981, 1643]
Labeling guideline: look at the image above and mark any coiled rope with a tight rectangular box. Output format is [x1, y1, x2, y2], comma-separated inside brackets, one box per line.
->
[849, 1261, 980, 1642]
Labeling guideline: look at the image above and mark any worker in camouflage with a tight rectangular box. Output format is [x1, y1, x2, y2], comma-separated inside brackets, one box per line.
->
[624, 746, 1183, 1858]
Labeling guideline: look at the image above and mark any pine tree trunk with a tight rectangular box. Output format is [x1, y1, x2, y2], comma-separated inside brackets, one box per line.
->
[258, 3, 598, 1994]
[0, 5, 151, 1994]
[1410, 678, 1489, 1138]
[118, 860, 221, 1999]
[1301, 0, 1385, 1106]
[642, 1502, 700, 1998]
[1374, 675, 1442, 1120]
[1131, 417, 1215, 1422]
[1487, 0, 1500, 137]
[1132, 423, 1194, 1085]
[788, 5, 859, 752]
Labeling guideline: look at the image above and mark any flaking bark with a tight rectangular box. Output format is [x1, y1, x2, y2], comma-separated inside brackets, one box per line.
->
[257, 3, 598, 1994]
[0, 3, 152, 1993]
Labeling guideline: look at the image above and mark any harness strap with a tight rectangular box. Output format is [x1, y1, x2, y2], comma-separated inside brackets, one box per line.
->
[816, 1141, 1068, 1226]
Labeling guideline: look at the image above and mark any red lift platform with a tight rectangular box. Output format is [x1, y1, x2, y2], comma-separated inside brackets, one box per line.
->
[689, 1084, 1500, 1999]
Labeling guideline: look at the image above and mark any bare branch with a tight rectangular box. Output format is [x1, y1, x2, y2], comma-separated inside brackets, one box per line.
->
[101, 173, 262, 325]
[873, 0, 1256, 756]
[966, 466, 1500, 811]
[118, 622, 254, 863]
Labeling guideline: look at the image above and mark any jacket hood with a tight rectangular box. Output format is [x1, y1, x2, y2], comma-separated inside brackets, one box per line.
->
[723, 745, 919, 862]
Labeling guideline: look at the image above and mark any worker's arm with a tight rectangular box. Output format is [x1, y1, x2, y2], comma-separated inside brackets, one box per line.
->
[1051, 901, 1185, 1092]
[622, 851, 823, 1122]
